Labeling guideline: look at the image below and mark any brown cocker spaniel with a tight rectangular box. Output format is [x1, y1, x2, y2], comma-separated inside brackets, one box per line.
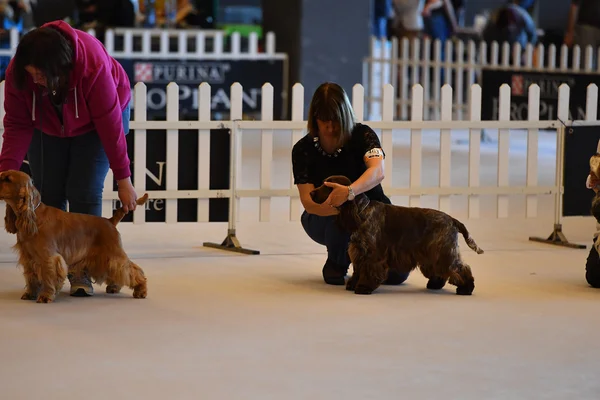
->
[311, 175, 484, 295]
[0, 170, 148, 303]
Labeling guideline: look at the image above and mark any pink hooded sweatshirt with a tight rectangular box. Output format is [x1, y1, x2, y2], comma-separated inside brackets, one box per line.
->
[0, 20, 132, 181]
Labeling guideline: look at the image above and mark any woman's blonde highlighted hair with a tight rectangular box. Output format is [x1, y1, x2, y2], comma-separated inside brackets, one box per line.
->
[307, 82, 357, 148]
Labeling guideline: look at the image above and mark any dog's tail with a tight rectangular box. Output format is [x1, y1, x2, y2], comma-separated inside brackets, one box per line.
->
[452, 217, 484, 254]
[109, 194, 149, 226]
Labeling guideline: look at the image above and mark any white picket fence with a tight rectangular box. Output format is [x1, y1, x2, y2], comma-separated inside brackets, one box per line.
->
[364, 35, 600, 121]
[102, 28, 277, 60]
[0, 27, 277, 59]
[0, 79, 591, 227]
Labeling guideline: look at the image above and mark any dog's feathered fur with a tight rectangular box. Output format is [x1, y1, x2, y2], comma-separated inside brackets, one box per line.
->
[0, 170, 148, 303]
[310, 175, 484, 295]
[589, 153, 600, 222]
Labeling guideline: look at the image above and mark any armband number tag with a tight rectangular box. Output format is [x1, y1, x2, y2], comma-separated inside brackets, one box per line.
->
[365, 148, 384, 159]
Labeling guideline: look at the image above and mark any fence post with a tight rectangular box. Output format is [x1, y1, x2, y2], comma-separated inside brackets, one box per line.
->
[528, 83, 586, 249]
[203, 83, 260, 255]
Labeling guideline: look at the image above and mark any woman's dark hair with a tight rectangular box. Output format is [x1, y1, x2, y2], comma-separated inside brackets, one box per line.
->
[12, 27, 74, 95]
[307, 82, 357, 149]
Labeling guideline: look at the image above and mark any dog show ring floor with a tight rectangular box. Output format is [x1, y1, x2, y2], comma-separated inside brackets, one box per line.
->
[1, 129, 600, 399]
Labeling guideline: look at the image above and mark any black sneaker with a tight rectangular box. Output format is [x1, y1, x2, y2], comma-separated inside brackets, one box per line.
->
[322, 259, 348, 285]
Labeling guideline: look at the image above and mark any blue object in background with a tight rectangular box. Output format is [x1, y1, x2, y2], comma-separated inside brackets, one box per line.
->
[0, 14, 24, 79]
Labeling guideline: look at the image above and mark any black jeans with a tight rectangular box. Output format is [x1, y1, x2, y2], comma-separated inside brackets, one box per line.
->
[301, 211, 351, 267]
[26, 102, 131, 217]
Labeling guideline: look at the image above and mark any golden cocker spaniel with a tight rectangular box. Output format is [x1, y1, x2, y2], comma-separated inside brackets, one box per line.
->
[0, 170, 148, 303]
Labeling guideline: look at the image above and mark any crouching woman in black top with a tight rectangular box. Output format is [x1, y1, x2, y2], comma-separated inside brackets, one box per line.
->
[291, 82, 410, 286]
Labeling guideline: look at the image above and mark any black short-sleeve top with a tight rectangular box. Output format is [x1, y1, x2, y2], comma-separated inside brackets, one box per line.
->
[292, 123, 391, 204]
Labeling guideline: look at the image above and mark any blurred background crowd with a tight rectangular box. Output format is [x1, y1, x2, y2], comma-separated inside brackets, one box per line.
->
[0, 1, 593, 59]
[0, 0, 263, 43]
[375, 0, 596, 55]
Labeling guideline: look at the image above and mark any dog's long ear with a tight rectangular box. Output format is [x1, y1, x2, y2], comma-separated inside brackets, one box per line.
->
[336, 200, 362, 233]
[4, 204, 17, 234]
[14, 181, 39, 237]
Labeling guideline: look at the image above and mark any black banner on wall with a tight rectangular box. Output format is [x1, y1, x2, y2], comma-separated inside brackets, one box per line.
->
[117, 57, 285, 119]
[481, 69, 600, 121]
[563, 125, 600, 217]
[110, 127, 231, 223]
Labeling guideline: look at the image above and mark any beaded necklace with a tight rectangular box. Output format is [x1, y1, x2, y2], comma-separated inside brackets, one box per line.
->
[313, 136, 343, 158]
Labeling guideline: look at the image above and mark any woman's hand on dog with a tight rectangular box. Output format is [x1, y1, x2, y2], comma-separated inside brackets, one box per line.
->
[319, 203, 340, 216]
[117, 177, 139, 213]
[323, 182, 350, 207]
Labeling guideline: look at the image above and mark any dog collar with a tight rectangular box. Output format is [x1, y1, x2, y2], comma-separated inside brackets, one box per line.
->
[33, 200, 41, 211]
[358, 198, 370, 214]
[333, 197, 370, 213]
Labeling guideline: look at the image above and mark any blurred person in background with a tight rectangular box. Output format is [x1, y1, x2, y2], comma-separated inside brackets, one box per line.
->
[74, 0, 135, 41]
[564, 0, 600, 68]
[390, 0, 424, 41]
[517, 0, 535, 14]
[137, 0, 199, 28]
[421, 0, 458, 59]
[0, 1, 34, 80]
[481, 0, 537, 64]
[372, 0, 391, 38]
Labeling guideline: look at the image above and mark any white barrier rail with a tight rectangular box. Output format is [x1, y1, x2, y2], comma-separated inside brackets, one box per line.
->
[1, 79, 597, 252]
[2, 78, 595, 223]
[8, 80, 591, 218]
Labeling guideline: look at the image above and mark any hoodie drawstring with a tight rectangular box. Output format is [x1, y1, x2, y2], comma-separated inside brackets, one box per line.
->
[31, 88, 79, 123]
[74, 87, 79, 119]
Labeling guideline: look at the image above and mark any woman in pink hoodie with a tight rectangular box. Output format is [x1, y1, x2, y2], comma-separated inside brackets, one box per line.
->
[0, 20, 138, 297]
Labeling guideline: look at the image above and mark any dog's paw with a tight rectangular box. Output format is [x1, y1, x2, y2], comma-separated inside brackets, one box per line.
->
[354, 285, 374, 295]
[36, 294, 54, 303]
[21, 292, 36, 300]
[456, 285, 474, 296]
[106, 284, 121, 294]
[133, 287, 147, 299]
[426, 277, 447, 290]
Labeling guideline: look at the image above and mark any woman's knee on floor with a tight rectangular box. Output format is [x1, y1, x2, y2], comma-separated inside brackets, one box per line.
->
[301, 211, 350, 247]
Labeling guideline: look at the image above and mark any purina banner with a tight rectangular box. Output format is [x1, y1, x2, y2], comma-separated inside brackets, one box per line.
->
[481, 69, 600, 121]
[117, 58, 286, 119]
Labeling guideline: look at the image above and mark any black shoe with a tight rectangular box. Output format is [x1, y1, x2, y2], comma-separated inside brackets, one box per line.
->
[586, 240, 600, 288]
[322, 259, 348, 285]
[383, 269, 409, 285]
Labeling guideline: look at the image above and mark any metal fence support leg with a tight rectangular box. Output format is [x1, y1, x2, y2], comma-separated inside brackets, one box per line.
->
[529, 126, 586, 249]
[203, 120, 260, 255]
